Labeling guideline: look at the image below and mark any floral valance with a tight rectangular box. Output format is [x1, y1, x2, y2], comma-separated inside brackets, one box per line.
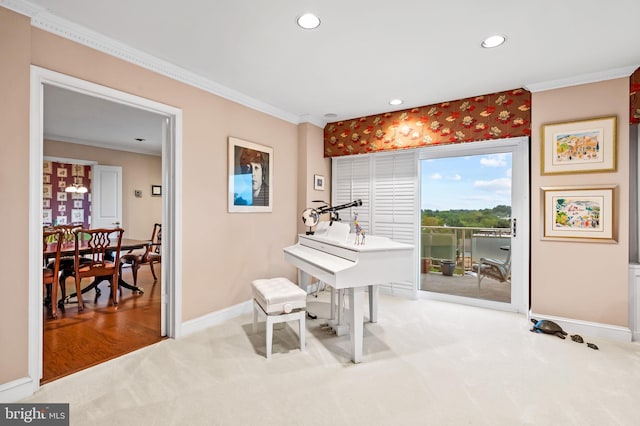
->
[631, 67, 640, 125]
[324, 88, 531, 157]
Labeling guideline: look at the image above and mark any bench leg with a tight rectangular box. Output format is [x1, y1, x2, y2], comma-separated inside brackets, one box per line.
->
[253, 300, 258, 333]
[266, 315, 274, 359]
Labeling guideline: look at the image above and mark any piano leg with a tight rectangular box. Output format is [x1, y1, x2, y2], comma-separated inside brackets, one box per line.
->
[368, 285, 378, 323]
[348, 287, 364, 363]
[328, 288, 349, 336]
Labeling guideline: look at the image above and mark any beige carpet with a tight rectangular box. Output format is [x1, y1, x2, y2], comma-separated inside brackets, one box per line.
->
[22, 291, 640, 425]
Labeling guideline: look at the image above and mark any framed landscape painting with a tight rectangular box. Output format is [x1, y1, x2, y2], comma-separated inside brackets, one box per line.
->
[541, 116, 616, 175]
[542, 185, 615, 242]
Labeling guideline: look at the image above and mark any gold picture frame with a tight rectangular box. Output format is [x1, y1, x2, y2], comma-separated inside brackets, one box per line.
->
[541, 185, 616, 242]
[541, 116, 616, 175]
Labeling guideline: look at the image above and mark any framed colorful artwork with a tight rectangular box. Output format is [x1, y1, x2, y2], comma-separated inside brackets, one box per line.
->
[541, 116, 616, 175]
[541, 185, 615, 242]
[228, 137, 273, 213]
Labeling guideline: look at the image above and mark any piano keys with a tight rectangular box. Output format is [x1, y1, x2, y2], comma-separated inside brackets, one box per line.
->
[283, 222, 413, 362]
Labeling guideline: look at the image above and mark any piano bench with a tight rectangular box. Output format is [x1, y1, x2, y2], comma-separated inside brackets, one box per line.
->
[251, 277, 307, 359]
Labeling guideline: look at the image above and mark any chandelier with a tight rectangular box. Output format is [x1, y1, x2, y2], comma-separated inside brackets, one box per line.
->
[65, 165, 88, 193]
[65, 182, 88, 193]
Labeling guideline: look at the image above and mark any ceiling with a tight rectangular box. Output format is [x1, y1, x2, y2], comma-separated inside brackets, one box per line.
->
[16, 0, 640, 155]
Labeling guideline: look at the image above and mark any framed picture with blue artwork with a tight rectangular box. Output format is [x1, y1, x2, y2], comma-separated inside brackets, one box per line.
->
[228, 137, 273, 213]
[541, 185, 615, 242]
[541, 116, 616, 175]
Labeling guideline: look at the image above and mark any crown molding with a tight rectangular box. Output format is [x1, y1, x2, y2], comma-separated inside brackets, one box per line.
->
[1, 0, 324, 126]
[525, 65, 640, 93]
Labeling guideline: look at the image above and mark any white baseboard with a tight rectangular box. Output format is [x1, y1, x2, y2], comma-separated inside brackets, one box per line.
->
[181, 300, 253, 337]
[529, 311, 632, 343]
[0, 377, 37, 403]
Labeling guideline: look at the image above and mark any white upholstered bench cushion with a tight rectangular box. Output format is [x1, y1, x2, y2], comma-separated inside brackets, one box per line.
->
[252, 277, 307, 315]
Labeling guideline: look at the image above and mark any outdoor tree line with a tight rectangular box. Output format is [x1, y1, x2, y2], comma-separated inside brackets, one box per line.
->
[421, 205, 511, 229]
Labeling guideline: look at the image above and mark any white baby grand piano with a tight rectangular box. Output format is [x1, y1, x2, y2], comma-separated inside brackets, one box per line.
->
[283, 221, 413, 363]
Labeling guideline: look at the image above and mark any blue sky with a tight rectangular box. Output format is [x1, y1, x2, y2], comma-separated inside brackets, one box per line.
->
[421, 153, 512, 210]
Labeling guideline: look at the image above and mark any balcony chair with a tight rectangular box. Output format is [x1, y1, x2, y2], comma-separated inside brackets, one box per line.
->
[120, 223, 161, 287]
[71, 228, 124, 311]
[476, 246, 511, 291]
[43, 229, 63, 318]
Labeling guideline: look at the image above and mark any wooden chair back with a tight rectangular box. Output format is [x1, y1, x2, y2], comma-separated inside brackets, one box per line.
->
[54, 224, 82, 243]
[119, 223, 162, 287]
[150, 223, 161, 255]
[73, 228, 124, 310]
[43, 229, 63, 318]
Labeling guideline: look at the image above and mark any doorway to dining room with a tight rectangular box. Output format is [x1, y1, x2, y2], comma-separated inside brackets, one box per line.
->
[30, 66, 183, 387]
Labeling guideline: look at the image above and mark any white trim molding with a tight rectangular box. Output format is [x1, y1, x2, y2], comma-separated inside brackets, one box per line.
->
[181, 301, 253, 337]
[629, 264, 640, 342]
[0, 0, 325, 128]
[528, 311, 632, 343]
[525, 65, 640, 93]
[0, 377, 35, 403]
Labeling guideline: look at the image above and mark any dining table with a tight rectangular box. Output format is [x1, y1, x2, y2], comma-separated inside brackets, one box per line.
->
[43, 237, 151, 305]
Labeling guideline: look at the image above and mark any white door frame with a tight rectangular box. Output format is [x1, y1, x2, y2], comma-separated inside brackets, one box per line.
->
[417, 137, 530, 314]
[29, 66, 183, 392]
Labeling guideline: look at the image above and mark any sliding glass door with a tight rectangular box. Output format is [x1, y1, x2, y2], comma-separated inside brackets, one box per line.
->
[419, 138, 528, 313]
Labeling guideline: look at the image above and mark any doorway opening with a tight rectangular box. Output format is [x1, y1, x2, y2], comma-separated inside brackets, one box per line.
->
[29, 66, 183, 390]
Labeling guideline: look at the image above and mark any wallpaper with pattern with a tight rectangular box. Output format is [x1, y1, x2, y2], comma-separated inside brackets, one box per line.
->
[42, 161, 92, 228]
[631, 67, 640, 125]
[324, 88, 531, 157]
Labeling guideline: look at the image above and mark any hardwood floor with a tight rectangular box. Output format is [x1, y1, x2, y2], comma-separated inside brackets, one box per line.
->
[42, 266, 164, 384]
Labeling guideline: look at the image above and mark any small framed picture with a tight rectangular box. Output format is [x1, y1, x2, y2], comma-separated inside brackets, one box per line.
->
[151, 185, 162, 196]
[314, 174, 325, 191]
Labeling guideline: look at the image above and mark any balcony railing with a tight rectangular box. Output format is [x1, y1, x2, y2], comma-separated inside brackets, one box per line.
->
[421, 225, 511, 274]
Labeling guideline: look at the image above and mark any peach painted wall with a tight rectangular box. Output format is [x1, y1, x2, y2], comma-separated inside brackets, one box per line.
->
[0, 7, 324, 386]
[44, 139, 162, 240]
[0, 7, 31, 385]
[531, 78, 630, 326]
[297, 123, 331, 235]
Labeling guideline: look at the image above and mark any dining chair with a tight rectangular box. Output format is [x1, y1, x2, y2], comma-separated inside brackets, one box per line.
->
[73, 227, 124, 311]
[52, 224, 88, 302]
[43, 229, 63, 318]
[120, 223, 161, 287]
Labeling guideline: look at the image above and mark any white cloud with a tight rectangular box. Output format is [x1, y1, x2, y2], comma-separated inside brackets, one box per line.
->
[506, 168, 512, 177]
[431, 173, 442, 180]
[480, 153, 507, 167]
[451, 174, 462, 181]
[474, 177, 511, 191]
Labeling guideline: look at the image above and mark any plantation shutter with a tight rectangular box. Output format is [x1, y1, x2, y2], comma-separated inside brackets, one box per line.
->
[371, 151, 418, 297]
[332, 156, 370, 230]
[332, 151, 418, 298]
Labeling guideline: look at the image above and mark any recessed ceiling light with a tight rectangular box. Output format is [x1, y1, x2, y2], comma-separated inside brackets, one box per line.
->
[324, 113, 338, 119]
[389, 99, 403, 106]
[297, 13, 320, 29]
[134, 138, 146, 142]
[481, 35, 506, 48]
